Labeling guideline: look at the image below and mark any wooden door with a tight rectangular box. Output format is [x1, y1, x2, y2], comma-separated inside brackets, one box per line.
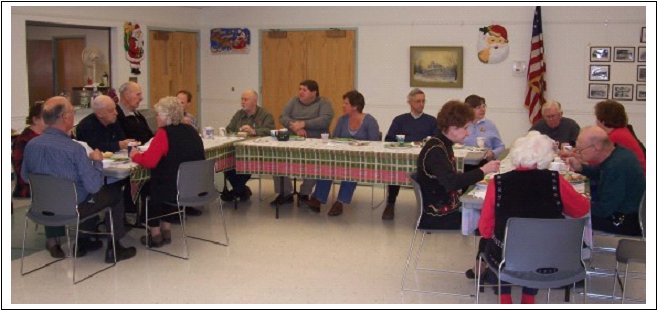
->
[27, 40, 54, 105]
[54, 37, 85, 97]
[261, 30, 355, 130]
[148, 30, 198, 115]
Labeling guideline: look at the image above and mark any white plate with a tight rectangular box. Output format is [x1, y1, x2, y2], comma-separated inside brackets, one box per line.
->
[384, 143, 413, 149]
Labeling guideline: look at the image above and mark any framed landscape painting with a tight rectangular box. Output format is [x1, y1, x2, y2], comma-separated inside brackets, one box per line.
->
[410, 46, 463, 88]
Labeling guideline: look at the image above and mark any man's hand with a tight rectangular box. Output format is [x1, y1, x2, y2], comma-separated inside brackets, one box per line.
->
[289, 120, 305, 132]
[119, 139, 136, 150]
[89, 149, 103, 161]
[566, 157, 583, 172]
[484, 150, 495, 161]
[239, 124, 256, 136]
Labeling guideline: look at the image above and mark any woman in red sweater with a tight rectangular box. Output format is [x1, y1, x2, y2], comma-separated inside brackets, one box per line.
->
[594, 100, 645, 173]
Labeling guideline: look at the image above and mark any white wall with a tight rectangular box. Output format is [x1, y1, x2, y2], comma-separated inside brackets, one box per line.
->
[197, 5, 648, 145]
[9, 5, 649, 146]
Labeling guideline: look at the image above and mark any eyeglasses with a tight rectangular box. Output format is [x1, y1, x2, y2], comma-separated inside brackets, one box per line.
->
[574, 145, 594, 154]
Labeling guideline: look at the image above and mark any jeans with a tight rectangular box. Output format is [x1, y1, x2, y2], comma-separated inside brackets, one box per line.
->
[313, 180, 357, 204]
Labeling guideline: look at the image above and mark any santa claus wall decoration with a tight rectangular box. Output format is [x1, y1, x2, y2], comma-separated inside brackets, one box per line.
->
[124, 22, 145, 75]
[477, 24, 509, 64]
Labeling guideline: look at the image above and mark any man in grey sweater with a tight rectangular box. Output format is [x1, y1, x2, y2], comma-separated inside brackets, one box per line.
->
[272, 80, 334, 207]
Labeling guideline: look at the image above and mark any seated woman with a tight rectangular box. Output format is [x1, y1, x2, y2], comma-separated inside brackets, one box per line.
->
[463, 94, 505, 161]
[130, 96, 205, 247]
[475, 131, 590, 304]
[594, 100, 645, 173]
[305, 90, 380, 216]
[417, 100, 500, 229]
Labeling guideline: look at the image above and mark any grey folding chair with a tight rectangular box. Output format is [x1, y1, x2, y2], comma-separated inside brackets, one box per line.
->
[401, 172, 474, 298]
[612, 193, 646, 303]
[144, 159, 229, 260]
[21, 173, 116, 284]
[476, 217, 588, 304]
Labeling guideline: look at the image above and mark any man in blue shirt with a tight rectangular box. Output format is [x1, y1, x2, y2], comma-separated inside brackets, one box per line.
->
[382, 88, 437, 220]
[23, 96, 137, 263]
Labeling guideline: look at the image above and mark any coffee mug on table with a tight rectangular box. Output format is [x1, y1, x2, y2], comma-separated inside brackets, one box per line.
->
[476, 137, 486, 148]
[204, 126, 215, 139]
[218, 127, 227, 137]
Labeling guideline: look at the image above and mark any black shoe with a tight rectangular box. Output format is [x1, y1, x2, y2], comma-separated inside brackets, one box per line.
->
[465, 269, 476, 279]
[46, 243, 65, 259]
[298, 194, 310, 202]
[105, 243, 137, 263]
[185, 207, 203, 216]
[236, 186, 252, 202]
[269, 194, 294, 206]
[382, 203, 395, 220]
[79, 238, 103, 252]
[220, 190, 236, 202]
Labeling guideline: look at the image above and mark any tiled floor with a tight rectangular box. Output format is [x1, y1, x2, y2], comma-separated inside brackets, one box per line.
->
[8, 176, 648, 306]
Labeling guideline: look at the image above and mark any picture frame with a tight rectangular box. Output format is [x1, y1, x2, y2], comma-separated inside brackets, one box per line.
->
[589, 65, 610, 81]
[637, 65, 646, 82]
[636, 84, 645, 101]
[588, 83, 609, 99]
[613, 47, 635, 62]
[638, 47, 646, 62]
[611, 84, 633, 101]
[640, 27, 646, 43]
[590, 46, 611, 62]
[410, 46, 463, 88]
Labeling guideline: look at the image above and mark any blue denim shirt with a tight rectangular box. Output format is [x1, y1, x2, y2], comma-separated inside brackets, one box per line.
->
[22, 127, 104, 203]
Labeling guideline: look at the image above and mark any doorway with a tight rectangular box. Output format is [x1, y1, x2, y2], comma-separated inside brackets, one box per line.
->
[261, 29, 356, 131]
[148, 30, 199, 116]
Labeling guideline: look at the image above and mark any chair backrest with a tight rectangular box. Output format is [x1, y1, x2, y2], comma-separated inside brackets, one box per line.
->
[176, 159, 217, 205]
[639, 192, 646, 239]
[27, 173, 79, 226]
[502, 217, 586, 273]
[408, 172, 424, 227]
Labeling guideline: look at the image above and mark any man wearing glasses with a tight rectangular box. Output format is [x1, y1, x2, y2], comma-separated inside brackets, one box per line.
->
[530, 100, 580, 147]
[567, 126, 644, 236]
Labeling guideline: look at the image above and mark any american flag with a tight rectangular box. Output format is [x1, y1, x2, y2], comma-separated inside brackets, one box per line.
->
[525, 6, 546, 124]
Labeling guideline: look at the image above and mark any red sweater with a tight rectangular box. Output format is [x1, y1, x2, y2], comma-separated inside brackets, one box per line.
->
[131, 128, 168, 169]
[478, 168, 590, 239]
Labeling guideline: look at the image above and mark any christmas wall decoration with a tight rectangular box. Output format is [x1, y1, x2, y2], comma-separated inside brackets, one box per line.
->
[477, 24, 509, 64]
[124, 22, 145, 75]
[210, 28, 251, 54]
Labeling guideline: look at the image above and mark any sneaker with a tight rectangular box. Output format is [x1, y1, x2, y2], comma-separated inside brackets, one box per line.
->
[305, 196, 322, 213]
[381, 203, 395, 220]
[105, 243, 137, 263]
[185, 207, 203, 216]
[269, 193, 294, 206]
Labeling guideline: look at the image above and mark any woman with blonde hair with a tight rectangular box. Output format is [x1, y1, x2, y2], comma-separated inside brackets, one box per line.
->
[130, 96, 205, 247]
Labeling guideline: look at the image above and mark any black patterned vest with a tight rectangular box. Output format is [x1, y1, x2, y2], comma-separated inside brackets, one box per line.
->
[493, 170, 564, 245]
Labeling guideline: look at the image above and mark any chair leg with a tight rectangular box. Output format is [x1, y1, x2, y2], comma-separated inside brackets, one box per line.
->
[622, 263, 629, 304]
[400, 229, 419, 291]
[72, 221, 80, 284]
[73, 209, 118, 284]
[612, 261, 619, 303]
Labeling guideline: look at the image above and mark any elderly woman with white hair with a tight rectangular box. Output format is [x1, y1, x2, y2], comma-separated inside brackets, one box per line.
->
[130, 96, 205, 247]
[472, 131, 590, 304]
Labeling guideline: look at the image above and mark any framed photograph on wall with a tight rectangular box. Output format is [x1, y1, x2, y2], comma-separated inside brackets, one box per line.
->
[588, 83, 609, 99]
[612, 84, 633, 101]
[637, 65, 646, 82]
[636, 84, 645, 101]
[590, 47, 611, 62]
[638, 47, 646, 62]
[640, 27, 646, 43]
[589, 65, 610, 81]
[410, 46, 463, 88]
[613, 47, 635, 62]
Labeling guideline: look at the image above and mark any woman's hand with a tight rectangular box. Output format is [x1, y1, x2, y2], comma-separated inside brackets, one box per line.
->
[480, 160, 501, 174]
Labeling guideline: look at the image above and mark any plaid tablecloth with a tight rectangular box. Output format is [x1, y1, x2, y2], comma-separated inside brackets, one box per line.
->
[127, 136, 245, 201]
[234, 137, 421, 186]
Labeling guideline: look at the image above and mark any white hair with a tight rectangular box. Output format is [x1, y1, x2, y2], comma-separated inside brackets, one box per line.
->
[154, 96, 183, 126]
[509, 131, 555, 170]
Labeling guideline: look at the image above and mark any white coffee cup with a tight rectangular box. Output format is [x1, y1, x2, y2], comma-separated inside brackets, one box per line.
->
[270, 129, 277, 137]
[204, 126, 215, 139]
[218, 127, 227, 137]
[396, 134, 405, 144]
[476, 137, 486, 148]
[321, 133, 329, 143]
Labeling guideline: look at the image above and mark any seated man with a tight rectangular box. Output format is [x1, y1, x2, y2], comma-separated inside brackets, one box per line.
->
[22, 96, 136, 263]
[530, 100, 580, 146]
[567, 126, 645, 236]
[76, 95, 138, 215]
[222, 89, 275, 202]
[177, 89, 198, 130]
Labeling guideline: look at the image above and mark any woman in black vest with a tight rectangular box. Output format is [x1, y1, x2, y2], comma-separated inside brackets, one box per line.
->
[130, 96, 205, 247]
[417, 100, 500, 229]
[475, 131, 590, 304]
